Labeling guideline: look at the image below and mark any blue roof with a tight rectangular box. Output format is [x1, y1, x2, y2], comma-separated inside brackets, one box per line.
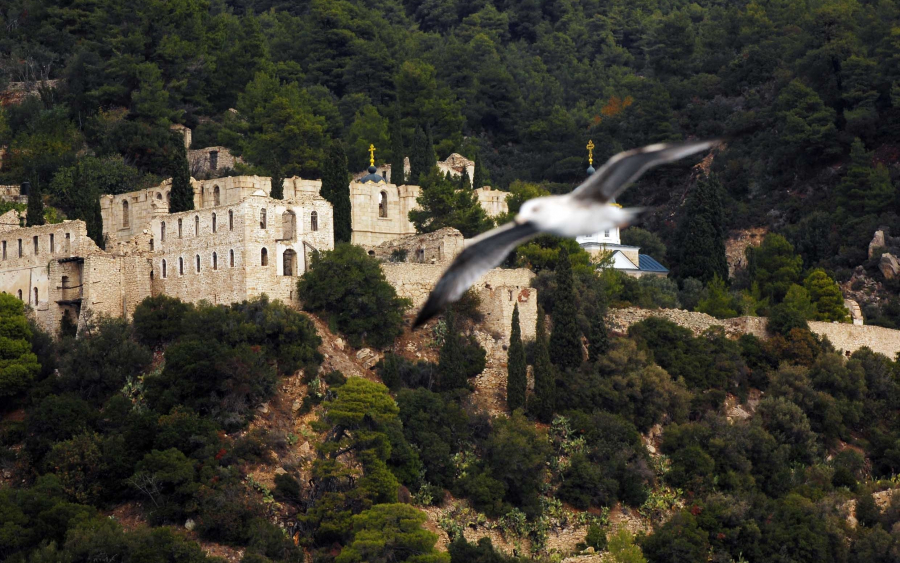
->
[638, 254, 669, 273]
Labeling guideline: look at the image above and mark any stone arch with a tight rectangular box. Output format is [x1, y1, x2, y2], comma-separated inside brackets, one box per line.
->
[378, 191, 388, 217]
[213, 185, 221, 206]
[156, 192, 162, 200]
[282, 210, 296, 241]
[283, 249, 297, 276]
[310, 211, 318, 232]
[17, 289, 22, 300]
[261, 247, 268, 266]
[122, 199, 130, 228]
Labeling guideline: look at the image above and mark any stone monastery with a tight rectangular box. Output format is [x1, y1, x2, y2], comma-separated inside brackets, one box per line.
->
[0, 157, 540, 340]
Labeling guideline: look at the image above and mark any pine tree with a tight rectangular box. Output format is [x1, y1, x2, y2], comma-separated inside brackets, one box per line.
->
[270, 162, 284, 200]
[838, 138, 894, 214]
[438, 309, 468, 391]
[168, 137, 194, 213]
[458, 169, 472, 190]
[670, 173, 728, 283]
[529, 306, 555, 423]
[588, 313, 609, 362]
[321, 140, 352, 243]
[409, 127, 431, 185]
[507, 303, 527, 412]
[389, 107, 405, 185]
[472, 151, 488, 189]
[549, 246, 582, 370]
[25, 180, 45, 227]
[424, 124, 436, 174]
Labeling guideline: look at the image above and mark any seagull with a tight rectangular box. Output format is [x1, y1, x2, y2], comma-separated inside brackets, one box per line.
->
[412, 139, 723, 328]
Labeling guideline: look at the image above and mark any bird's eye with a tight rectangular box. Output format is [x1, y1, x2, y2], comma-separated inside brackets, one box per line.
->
[532, 205, 541, 213]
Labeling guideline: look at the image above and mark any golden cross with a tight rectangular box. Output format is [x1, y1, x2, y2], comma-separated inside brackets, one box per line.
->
[369, 144, 376, 167]
[586, 140, 594, 166]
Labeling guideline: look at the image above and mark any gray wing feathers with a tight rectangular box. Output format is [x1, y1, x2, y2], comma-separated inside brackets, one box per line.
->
[413, 221, 539, 327]
[571, 139, 720, 204]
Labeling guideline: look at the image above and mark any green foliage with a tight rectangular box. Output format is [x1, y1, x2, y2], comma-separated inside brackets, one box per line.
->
[588, 312, 610, 362]
[25, 181, 45, 227]
[529, 306, 556, 423]
[803, 268, 850, 322]
[0, 294, 40, 399]
[748, 234, 803, 303]
[321, 139, 352, 243]
[608, 529, 647, 563]
[409, 167, 493, 238]
[131, 295, 193, 347]
[269, 164, 284, 200]
[506, 304, 526, 413]
[336, 504, 449, 563]
[548, 246, 582, 370]
[168, 135, 194, 213]
[621, 227, 667, 264]
[298, 243, 410, 348]
[670, 174, 727, 284]
[408, 126, 433, 185]
[438, 309, 486, 391]
[695, 274, 738, 318]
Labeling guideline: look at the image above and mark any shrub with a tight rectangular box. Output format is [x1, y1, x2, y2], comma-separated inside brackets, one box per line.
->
[132, 295, 193, 346]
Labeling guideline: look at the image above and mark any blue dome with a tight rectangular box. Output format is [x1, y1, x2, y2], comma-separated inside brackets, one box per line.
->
[360, 165, 385, 184]
[586, 165, 596, 175]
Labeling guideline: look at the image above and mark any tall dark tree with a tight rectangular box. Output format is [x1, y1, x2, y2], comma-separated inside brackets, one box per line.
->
[321, 140, 352, 243]
[669, 173, 728, 283]
[25, 181, 45, 227]
[168, 138, 194, 213]
[506, 303, 526, 413]
[270, 162, 284, 200]
[529, 306, 555, 423]
[472, 150, 489, 189]
[838, 138, 894, 214]
[409, 127, 431, 185]
[588, 313, 610, 362]
[548, 246, 582, 370]
[389, 108, 405, 185]
[438, 309, 468, 391]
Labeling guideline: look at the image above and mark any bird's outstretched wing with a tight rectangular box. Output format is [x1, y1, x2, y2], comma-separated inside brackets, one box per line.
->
[413, 221, 539, 328]
[571, 139, 722, 204]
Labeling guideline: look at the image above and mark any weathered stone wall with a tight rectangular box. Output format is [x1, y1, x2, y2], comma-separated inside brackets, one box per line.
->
[381, 263, 537, 339]
[368, 227, 464, 264]
[188, 146, 243, 176]
[608, 307, 900, 359]
[350, 181, 421, 246]
[436, 153, 475, 180]
[474, 186, 509, 218]
[0, 185, 26, 204]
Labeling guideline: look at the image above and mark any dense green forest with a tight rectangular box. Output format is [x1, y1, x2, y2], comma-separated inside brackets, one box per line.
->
[4, 0, 900, 561]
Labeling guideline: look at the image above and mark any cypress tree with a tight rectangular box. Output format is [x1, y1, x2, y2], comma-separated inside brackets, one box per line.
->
[670, 173, 727, 283]
[507, 303, 527, 412]
[168, 136, 194, 213]
[424, 124, 436, 175]
[458, 169, 472, 190]
[472, 150, 489, 189]
[25, 180, 45, 227]
[390, 108, 405, 185]
[270, 162, 284, 200]
[438, 309, 467, 391]
[549, 246, 582, 370]
[409, 127, 430, 185]
[529, 306, 555, 423]
[87, 196, 104, 249]
[588, 313, 610, 362]
[321, 140, 352, 243]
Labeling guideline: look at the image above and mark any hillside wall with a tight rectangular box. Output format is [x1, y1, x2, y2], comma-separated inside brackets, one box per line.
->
[608, 307, 900, 359]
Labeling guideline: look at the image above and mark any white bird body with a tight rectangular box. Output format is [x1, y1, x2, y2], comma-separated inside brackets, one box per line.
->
[413, 139, 724, 327]
[518, 195, 639, 238]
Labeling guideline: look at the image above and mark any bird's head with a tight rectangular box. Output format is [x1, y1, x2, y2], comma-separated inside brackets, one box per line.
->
[517, 197, 552, 222]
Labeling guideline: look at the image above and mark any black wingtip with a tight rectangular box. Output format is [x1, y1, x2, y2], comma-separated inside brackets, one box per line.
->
[412, 295, 441, 330]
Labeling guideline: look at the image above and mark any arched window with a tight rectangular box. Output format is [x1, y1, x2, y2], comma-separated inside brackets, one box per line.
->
[33, 287, 38, 305]
[149, 238, 154, 251]
[195, 254, 200, 272]
[162, 259, 167, 278]
[283, 249, 297, 276]
[378, 191, 388, 217]
[310, 211, 318, 232]
[179, 257, 184, 275]
[194, 215, 199, 236]
[230, 249, 235, 267]
[212, 213, 217, 233]
[166, 191, 171, 204]
[212, 252, 218, 270]
[260, 247, 268, 266]
[122, 200, 130, 228]
[260, 208, 267, 229]
[178, 219, 183, 239]
[213, 185, 220, 206]
[161, 221, 166, 242]
[156, 192, 162, 200]
[282, 210, 296, 240]
[17, 289, 22, 300]
[229, 210, 234, 231]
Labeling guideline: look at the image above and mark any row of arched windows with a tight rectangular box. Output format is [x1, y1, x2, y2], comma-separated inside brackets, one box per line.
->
[158, 247, 300, 278]
[159, 210, 237, 243]
[6, 288, 39, 305]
